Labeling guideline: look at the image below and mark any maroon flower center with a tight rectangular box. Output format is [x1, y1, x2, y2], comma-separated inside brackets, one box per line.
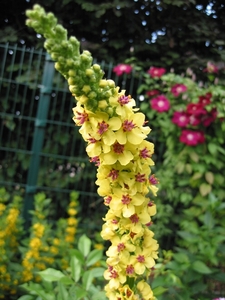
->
[118, 95, 131, 106]
[139, 147, 152, 159]
[126, 264, 135, 275]
[130, 213, 139, 224]
[108, 169, 119, 180]
[75, 111, 89, 125]
[122, 120, 136, 132]
[137, 255, 145, 263]
[135, 173, 146, 182]
[98, 121, 109, 135]
[113, 142, 124, 154]
[121, 194, 131, 205]
[117, 243, 125, 252]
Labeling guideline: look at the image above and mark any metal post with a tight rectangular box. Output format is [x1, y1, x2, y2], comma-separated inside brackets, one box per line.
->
[23, 53, 55, 228]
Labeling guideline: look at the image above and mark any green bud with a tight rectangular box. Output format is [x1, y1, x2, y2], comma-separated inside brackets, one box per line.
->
[86, 69, 94, 76]
[88, 91, 97, 99]
[68, 70, 76, 77]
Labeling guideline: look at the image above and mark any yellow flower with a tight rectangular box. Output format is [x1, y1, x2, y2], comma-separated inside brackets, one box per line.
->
[30, 237, 42, 249]
[115, 112, 150, 145]
[53, 238, 60, 245]
[109, 189, 146, 218]
[130, 247, 156, 275]
[101, 142, 134, 166]
[50, 246, 58, 254]
[33, 223, 45, 237]
[68, 208, 77, 216]
[94, 243, 104, 250]
[137, 280, 154, 299]
[67, 217, 77, 226]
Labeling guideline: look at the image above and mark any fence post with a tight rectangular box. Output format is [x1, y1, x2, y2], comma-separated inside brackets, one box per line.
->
[23, 53, 55, 228]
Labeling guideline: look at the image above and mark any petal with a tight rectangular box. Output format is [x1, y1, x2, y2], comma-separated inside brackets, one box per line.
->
[118, 152, 134, 166]
[115, 129, 127, 145]
[108, 117, 122, 130]
[102, 131, 116, 145]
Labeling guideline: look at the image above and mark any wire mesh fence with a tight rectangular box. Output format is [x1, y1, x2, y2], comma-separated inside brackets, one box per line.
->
[0, 43, 143, 229]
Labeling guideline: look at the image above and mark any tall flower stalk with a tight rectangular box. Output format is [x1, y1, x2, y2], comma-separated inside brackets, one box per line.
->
[26, 5, 159, 299]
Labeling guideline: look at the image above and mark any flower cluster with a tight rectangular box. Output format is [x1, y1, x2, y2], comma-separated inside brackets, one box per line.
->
[26, 5, 159, 299]
[0, 190, 23, 298]
[136, 66, 221, 147]
[73, 90, 159, 299]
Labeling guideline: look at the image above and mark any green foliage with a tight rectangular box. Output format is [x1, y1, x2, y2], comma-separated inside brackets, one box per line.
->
[0, 188, 97, 299]
[1, 0, 225, 71]
[18, 234, 107, 300]
[136, 63, 225, 299]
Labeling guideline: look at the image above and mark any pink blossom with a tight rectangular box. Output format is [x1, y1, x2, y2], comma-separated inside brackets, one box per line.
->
[213, 298, 225, 300]
[147, 66, 166, 78]
[188, 114, 201, 126]
[186, 103, 207, 116]
[150, 95, 170, 112]
[179, 129, 205, 146]
[146, 89, 160, 97]
[113, 64, 133, 76]
[198, 92, 212, 106]
[201, 107, 217, 126]
[203, 62, 219, 73]
[172, 111, 189, 127]
[171, 83, 187, 97]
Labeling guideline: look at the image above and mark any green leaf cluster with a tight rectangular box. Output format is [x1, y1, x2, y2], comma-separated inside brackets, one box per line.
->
[18, 234, 107, 300]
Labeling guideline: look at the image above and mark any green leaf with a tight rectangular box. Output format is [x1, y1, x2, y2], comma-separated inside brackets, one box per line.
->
[17, 296, 35, 300]
[20, 282, 54, 300]
[152, 286, 168, 296]
[70, 256, 81, 283]
[173, 252, 189, 264]
[205, 172, 214, 184]
[86, 249, 103, 267]
[199, 183, 212, 196]
[192, 260, 212, 274]
[38, 268, 66, 282]
[78, 234, 91, 257]
[189, 151, 199, 162]
[69, 249, 85, 264]
[58, 281, 69, 300]
[91, 267, 105, 278]
[69, 286, 87, 300]
[82, 270, 94, 290]
[208, 143, 217, 155]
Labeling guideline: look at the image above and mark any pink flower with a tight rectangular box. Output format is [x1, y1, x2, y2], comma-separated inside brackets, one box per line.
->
[186, 103, 207, 116]
[150, 95, 170, 112]
[203, 62, 219, 73]
[146, 89, 160, 98]
[188, 114, 201, 126]
[113, 64, 133, 76]
[172, 111, 189, 127]
[179, 129, 205, 146]
[213, 298, 225, 300]
[201, 107, 217, 126]
[171, 84, 187, 97]
[147, 66, 166, 78]
[198, 92, 212, 106]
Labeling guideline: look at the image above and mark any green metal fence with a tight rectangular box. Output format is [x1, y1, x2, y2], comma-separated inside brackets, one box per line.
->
[0, 43, 143, 227]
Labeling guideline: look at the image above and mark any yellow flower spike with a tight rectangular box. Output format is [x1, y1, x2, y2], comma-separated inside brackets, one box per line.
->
[26, 5, 159, 299]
